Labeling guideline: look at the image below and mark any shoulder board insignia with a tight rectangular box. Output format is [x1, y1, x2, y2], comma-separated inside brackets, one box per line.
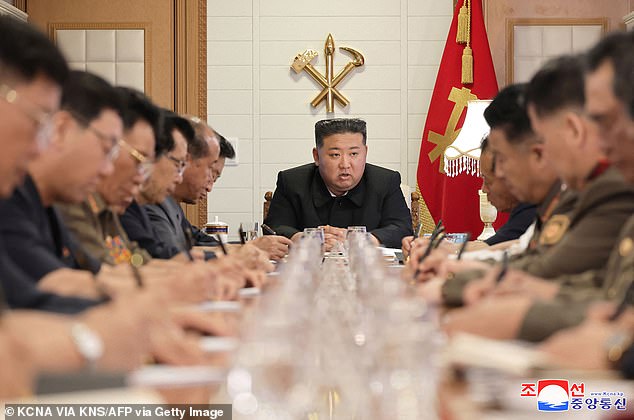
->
[539, 214, 570, 246]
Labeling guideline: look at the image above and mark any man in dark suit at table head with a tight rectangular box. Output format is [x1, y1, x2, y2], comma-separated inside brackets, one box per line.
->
[264, 118, 413, 249]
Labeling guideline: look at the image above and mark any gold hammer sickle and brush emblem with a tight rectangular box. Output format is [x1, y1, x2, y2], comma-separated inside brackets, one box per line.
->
[291, 34, 365, 113]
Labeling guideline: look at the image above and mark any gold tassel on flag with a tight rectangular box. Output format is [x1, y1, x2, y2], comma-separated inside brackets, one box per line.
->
[460, 0, 473, 84]
[462, 46, 473, 84]
[456, 1, 469, 44]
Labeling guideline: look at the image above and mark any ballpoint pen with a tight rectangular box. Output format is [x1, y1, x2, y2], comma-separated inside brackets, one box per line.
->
[182, 226, 195, 262]
[216, 234, 229, 255]
[261, 223, 277, 235]
[495, 251, 509, 284]
[238, 223, 247, 245]
[457, 233, 471, 260]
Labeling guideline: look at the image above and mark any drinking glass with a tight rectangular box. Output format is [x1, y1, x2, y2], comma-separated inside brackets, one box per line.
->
[240, 222, 259, 242]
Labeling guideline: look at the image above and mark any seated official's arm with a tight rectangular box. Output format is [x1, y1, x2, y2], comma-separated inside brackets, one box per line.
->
[4, 290, 166, 373]
[0, 328, 34, 398]
[442, 295, 536, 340]
[263, 171, 302, 240]
[369, 171, 413, 248]
[250, 235, 293, 260]
[539, 307, 634, 371]
[230, 243, 274, 273]
[38, 268, 103, 300]
[38, 265, 157, 301]
[0, 256, 101, 314]
[0, 215, 73, 283]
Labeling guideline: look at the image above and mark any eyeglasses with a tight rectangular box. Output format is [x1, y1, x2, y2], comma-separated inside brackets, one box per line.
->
[0, 84, 56, 149]
[118, 138, 154, 181]
[69, 110, 120, 162]
[167, 155, 187, 177]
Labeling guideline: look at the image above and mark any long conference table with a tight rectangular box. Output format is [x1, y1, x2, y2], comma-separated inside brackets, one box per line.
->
[3, 237, 633, 420]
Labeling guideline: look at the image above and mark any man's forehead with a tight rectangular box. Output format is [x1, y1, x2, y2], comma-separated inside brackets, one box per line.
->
[326, 144, 361, 150]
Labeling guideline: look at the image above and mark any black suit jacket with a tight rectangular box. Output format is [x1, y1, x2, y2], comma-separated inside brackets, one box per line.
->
[145, 197, 188, 254]
[0, 175, 101, 283]
[120, 200, 179, 259]
[264, 163, 413, 248]
[484, 202, 537, 246]
[0, 233, 99, 313]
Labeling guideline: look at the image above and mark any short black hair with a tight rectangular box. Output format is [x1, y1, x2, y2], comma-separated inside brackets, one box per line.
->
[156, 111, 195, 158]
[155, 109, 175, 158]
[586, 31, 634, 118]
[314, 118, 367, 148]
[480, 136, 489, 153]
[483, 83, 534, 145]
[164, 112, 198, 156]
[479, 136, 495, 173]
[0, 16, 68, 86]
[61, 71, 124, 124]
[526, 55, 585, 117]
[217, 133, 235, 159]
[115, 86, 160, 135]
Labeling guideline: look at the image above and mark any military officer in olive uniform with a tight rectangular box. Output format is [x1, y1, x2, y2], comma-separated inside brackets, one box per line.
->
[439, 34, 634, 344]
[57, 87, 158, 266]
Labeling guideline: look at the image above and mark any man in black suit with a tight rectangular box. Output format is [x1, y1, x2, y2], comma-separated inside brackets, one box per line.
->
[0, 71, 121, 293]
[264, 118, 412, 249]
[120, 112, 191, 260]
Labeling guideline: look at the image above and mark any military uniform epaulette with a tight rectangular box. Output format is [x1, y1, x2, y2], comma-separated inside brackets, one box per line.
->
[87, 194, 99, 215]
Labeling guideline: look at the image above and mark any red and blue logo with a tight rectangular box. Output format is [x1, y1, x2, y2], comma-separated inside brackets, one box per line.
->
[537, 380, 569, 411]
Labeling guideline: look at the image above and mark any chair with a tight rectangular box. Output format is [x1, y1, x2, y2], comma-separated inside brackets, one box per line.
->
[263, 191, 273, 220]
[263, 189, 421, 233]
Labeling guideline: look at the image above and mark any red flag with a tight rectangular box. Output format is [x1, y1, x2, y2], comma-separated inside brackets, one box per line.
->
[416, 0, 506, 237]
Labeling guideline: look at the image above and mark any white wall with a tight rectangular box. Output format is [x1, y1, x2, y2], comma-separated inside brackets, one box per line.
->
[206, 0, 453, 236]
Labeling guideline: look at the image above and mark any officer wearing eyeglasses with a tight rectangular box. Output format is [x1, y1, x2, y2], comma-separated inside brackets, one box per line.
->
[57, 87, 159, 266]
[0, 70, 123, 286]
[120, 112, 195, 260]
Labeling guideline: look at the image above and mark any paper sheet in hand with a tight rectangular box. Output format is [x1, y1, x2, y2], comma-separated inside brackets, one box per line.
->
[127, 366, 226, 388]
[238, 287, 261, 297]
[199, 337, 239, 353]
[196, 301, 242, 312]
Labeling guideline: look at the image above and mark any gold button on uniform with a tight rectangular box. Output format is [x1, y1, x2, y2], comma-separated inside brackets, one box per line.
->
[619, 237, 633, 257]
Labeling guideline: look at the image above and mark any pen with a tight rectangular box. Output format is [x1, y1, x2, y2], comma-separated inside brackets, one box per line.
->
[457, 233, 471, 260]
[495, 251, 509, 284]
[418, 226, 445, 263]
[413, 225, 445, 279]
[432, 232, 446, 249]
[238, 223, 247, 245]
[216, 234, 229, 255]
[261, 223, 277, 235]
[183, 226, 195, 262]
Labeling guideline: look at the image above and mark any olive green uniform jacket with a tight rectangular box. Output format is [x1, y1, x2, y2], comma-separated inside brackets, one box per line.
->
[443, 167, 634, 312]
[57, 193, 151, 266]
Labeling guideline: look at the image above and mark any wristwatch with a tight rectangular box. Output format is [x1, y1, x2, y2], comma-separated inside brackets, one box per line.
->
[70, 322, 104, 371]
[606, 331, 633, 369]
